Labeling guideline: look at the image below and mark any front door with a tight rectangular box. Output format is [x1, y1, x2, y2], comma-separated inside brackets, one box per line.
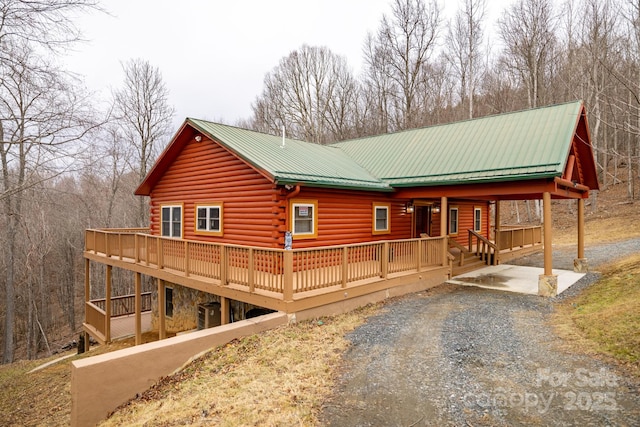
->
[414, 205, 432, 237]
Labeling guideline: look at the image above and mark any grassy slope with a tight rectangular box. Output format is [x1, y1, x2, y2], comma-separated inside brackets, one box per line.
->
[100, 305, 379, 426]
[554, 254, 640, 376]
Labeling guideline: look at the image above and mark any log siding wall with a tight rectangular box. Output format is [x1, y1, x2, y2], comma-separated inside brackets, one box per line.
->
[290, 187, 411, 249]
[447, 201, 490, 247]
[149, 137, 283, 248]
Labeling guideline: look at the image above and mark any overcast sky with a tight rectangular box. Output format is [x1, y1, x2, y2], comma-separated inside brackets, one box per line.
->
[65, 0, 514, 129]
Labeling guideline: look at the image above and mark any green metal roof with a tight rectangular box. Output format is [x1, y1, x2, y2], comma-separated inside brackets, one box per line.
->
[333, 101, 583, 186]
[184, 101, 584, 191]
[187, 119, 391, 191]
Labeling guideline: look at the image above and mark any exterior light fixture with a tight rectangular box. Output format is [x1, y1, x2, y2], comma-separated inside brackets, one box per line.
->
[432, 204, 441, 213]
[406, 203, 414, 213]
[194, 135, 202, 142]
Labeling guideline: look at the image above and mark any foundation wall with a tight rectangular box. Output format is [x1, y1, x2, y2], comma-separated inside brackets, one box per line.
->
[71, 312, 288, 427]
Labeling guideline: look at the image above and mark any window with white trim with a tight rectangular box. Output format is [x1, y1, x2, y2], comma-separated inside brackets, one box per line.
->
[449, 207, 459, 235]
[372, 203, 390, 234]
[474, 207, 482, 232]
[291, 200, 317, 239]
[161, 205, 182, 237]
[195, 203, 223, 236]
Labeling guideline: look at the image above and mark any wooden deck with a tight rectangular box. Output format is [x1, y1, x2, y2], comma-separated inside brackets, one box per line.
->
[84, 230, 454, 343]
[111, 312, 152, 340]
[83, 227, 542, 344]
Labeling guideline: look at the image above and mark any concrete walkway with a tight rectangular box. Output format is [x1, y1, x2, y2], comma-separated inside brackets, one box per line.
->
[447, 264, 585, 295]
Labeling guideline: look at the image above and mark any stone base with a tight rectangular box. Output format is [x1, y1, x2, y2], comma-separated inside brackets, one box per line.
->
[538, 274, 558, 297]
[574, 258, 589, 273]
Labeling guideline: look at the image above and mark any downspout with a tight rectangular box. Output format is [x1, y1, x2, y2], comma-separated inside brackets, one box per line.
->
[284, 184, 301, 233]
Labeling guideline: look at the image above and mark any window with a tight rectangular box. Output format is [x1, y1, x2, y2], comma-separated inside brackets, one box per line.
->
[290, 199, 318, 239]
[195, 203, 223, 236]
[474, 207, 482, 232]
[161, 205, 183, 238]
[449, 207, 459, 235]
[165, 287, 173, 318]
[372, 203, 390, 234]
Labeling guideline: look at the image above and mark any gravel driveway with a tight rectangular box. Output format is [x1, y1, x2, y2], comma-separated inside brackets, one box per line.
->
[319, 238, 640, 426]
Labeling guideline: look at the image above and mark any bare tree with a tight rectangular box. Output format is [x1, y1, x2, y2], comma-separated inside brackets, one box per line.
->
[0, 0, 99, 63]
[445, 0, 487, 119]
[0, 41, 97, 363]
[363, 0, 441, 130]
[498, 0, 557, 109]
[113, 59, 175, 226]
[251, 45, 359, 144]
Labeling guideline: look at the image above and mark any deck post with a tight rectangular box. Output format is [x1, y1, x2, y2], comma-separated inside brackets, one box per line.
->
[84, 259, 90, 304]
[381, 242, 389, 279]
[145, 235, 150, 266]
[134, 234, 139, 263]
[157, 278, 166, 339]
[495, 201, 501, 263]
[220, 296, 229, 325]
[416, 239, 422, 272]
[440, 197, 448, 267]
[539, 192, 557, 297]
[105, 265, 112, 343]
[135, 272, 142, 345]
[283, 251, 294, 301]
[220, 246, 227, 286]
[248, 248, 255, 292]
[341, 247, 348, 288]
[84, 259, 91, 352]
[157, 238, 163, 269]
[574, 198, 589, 273]
[184, 240, 190, 277]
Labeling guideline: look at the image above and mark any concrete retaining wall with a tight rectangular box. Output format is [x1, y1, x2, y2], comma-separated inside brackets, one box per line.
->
[71, 312, 288, 427]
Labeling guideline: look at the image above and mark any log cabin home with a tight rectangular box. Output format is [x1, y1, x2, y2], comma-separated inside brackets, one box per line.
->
[83, 100, 599, 346]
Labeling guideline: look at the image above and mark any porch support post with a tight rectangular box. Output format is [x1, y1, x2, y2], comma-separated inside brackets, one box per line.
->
[574, 198, 589, 273]
[105, 265, 112, 343]
[157, 278, 166, 340]
[538, 192, 557, 297]
[494, 201, 501, 264]
[440, 196, 448, 267]
[135, 272, 142, 345]
[220, 296, 230, 325]
[84, 259, 90, 352]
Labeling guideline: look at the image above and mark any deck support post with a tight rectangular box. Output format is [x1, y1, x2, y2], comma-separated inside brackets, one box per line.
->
[283, 250, 294, 301]
[440, 197, 448, 267]
[538, 192, 557, 297]
[574, 198, 589, 273]
[84, 259, 91, 352]
[494, 201, 501, 263]
[135, 272, 142, 345]
[220, 296, 229, 325]
[105, 265, 112, 343]
[157, 279, 166, 340]
[381, 242, 389, 279]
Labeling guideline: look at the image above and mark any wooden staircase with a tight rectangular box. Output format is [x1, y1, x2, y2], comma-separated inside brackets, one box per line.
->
[450, 230, 498, 276]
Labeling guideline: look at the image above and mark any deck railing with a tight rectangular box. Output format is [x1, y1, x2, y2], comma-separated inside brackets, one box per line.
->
[85, 301, 106, 338]
[496, 225, 542, 251]
[468, 230, 498, 265]
[91, 292, 153, 318]
[85, 229, 448, 299]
